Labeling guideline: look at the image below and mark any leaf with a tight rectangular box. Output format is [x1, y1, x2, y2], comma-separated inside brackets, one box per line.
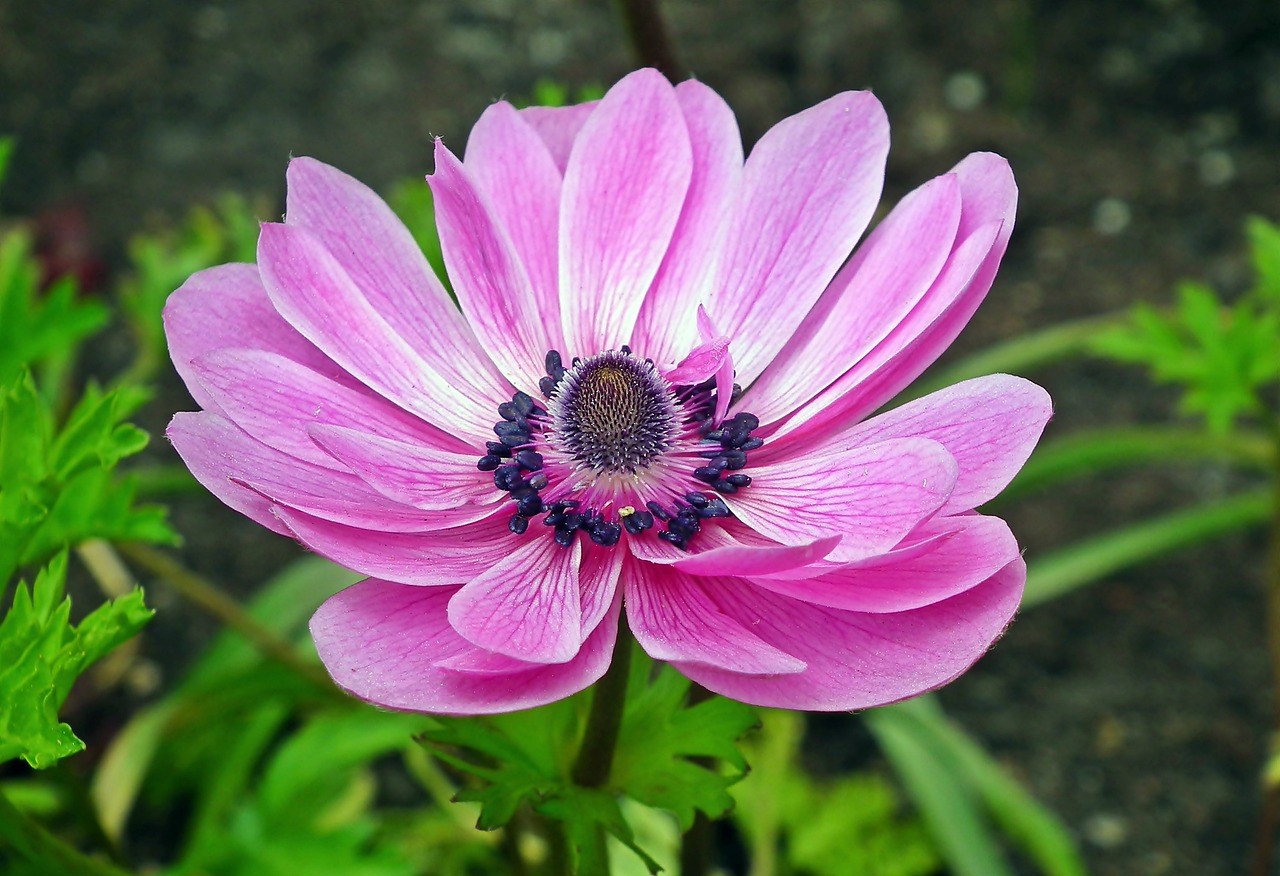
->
[611, 654, 758, 830]
[1248, 215, 1280, 302]
[873, 698, 1086, 876]
[0, 230, 108, 388]
[0, 554, 153, 769]
[0, 370, 176, 584]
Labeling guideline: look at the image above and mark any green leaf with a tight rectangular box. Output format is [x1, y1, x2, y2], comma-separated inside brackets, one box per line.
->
[732, 710, 938, 876]
[0, 554, 153, 769]
[872, 698, 1086, 876]
[0, 370, 176, 584]
[867, 703, 1013, 876]
[611, 654, 757, 830]
[0, 137, 13, 189]
[1023, 490, 1270, 607]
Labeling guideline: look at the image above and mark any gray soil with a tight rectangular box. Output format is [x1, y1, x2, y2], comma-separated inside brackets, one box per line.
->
[4, 1, 1280, 874]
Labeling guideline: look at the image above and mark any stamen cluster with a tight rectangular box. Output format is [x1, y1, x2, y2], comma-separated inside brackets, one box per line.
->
[473, 346, 765, 552]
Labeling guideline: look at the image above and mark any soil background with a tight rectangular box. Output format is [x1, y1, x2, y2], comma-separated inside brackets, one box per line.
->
[4, 1, 1280, 874]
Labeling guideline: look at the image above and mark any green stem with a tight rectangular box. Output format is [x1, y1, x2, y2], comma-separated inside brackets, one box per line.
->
[0, 791, 132, 876]
[566, 624, 634, 875]
[571, 625, 633, 789]
[116, 542, 338, 695]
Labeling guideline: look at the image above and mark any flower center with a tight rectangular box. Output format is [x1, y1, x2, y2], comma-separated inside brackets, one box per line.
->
[475, 347, 764, 551]
[544, 349, 678, 477]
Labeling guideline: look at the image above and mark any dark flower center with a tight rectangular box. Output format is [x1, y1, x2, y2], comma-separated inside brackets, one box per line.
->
[475, 346, 764, 551]
[545, 350, 678, 475]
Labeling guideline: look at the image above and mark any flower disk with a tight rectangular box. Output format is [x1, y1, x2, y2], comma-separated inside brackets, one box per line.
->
[546, 350, 678, 477]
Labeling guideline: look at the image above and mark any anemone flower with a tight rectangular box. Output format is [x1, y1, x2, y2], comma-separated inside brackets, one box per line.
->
[166, 68, 1050, 715]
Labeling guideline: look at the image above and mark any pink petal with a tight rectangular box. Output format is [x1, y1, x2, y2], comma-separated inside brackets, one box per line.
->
[518, 102, 598, 173]
[165, 263, 338, 413]
[166, 412, 291, 536]
[840, 375, 1052, 513]
[748, 515, 1020, 612]
[727, 437, 958, 557]
[745, 173, 961, 424]
[770, 153, 1018, 447]
[307, 424, 499, 516]
[283, 157, 510, 398]
[191, 349, 467, 471]
[276, 508, 511, 586]
[448, 537, 584, 664]
[662, 334, 730, 386]
[430, 140, 553, 385]
[257, 222, 507, 443]
[625, 560, 806, 675]
[673, 556, 1026, 711]
[632, 80, 744, 364]
[311, 578, 621, 715]
[559, 69, 692, 356]
[706, 91, 889, 385]
[580, 544, 626, 641]
[463, 101, 563, 346]
[670, 535, 841, 577]
[168, 412, 439, 534]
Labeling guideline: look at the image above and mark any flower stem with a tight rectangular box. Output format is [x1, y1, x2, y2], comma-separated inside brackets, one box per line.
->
[116, 542, 339, 695]
[614, 0, 687, 83]
[571, 622, 633, 789]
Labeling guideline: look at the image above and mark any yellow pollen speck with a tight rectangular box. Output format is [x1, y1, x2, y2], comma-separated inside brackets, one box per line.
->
[618, 506, 636, 517]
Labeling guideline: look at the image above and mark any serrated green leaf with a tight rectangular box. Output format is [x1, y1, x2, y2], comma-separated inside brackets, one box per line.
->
[0, 231, 108, 386]
[611, 654, 757, 830]
[0, 554, 152, 769]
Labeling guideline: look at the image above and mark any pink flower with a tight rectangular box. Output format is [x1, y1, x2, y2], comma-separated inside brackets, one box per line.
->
[166, 69, 1050, 714]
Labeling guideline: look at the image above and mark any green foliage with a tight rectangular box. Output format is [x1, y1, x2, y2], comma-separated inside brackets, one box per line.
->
[0, 553, 152, 769]
[0, 230, 108, 393]
[0, 370, 175, 585]
[1094, 217, 1280, 433]
[117, 194, 262, 383]
[419, 645, 755, 874]
[868, 697, 1086, 876]
[732, 710, 939, 876]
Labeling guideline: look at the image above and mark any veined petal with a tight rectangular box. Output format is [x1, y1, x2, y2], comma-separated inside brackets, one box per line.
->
[283, 157, 510, 397]
[276, 508, 511, 586]
[674, 557, 1025, 711]
[706, 91, 889, 385]
[464, 101, 564, 344]
[626, 560, 806, 675]
[632, 80, 744, 364]
[448, 537, 584, 664]
[167, 412, 291, 536]
[168, 412, 440, 533]
[840, 375, 1052, 513]
[748, 515, 1020, 612]
[770, 153, 1018, 447]
[746, 173, 961, 424]
[257, 222, 507, 443]
[311, 578, 621, 715]
[727, 437, 958, 556]
[518, 102, 598, 173]
[431, 140, 553, 386]
[308, 424, 499, 514]
[165, 263, 338, 414]
[670, 535, 841, 577]
[559, 69, 692, 356]
[192, 348, 468, 470]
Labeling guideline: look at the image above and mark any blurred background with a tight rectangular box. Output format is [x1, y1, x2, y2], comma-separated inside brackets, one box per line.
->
[3, 1, 1280, 873]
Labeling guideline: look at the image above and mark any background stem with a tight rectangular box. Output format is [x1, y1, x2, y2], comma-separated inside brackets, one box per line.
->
[615, 0, 687, 83]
